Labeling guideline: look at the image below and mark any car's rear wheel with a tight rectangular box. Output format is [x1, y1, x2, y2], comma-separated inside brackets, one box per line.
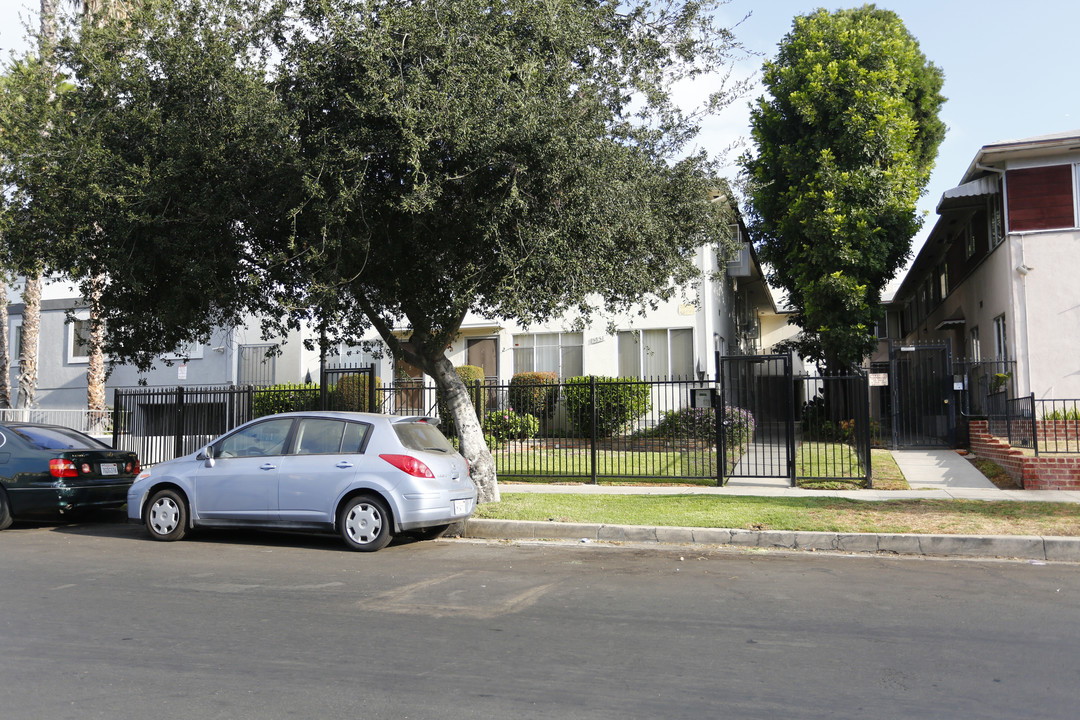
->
[338, 495, 392, 552]
[0, 487, 12, 530]
[145, 489, 187, 541]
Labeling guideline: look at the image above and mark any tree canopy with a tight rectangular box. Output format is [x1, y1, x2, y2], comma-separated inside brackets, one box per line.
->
[2, 0, 748, 501]
[741, 3, 945, 371]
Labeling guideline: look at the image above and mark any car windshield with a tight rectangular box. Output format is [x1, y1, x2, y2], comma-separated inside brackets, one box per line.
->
[392, 421, 454, 453]
[11, 425, 109, 450]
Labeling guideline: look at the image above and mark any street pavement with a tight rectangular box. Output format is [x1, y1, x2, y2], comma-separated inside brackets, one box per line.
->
[462, 449, 1080, 562]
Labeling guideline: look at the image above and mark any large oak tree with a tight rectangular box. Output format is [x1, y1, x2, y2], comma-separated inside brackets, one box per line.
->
[6, 0, 747, 502]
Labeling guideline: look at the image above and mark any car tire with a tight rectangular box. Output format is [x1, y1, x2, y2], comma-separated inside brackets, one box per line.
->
[338, 494, 392, 552]
[144, 489, 188, 542]
[0, 487, 12, 530]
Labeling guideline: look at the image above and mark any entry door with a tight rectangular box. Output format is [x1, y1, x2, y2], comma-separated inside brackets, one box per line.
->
[467, 338, 498, 380]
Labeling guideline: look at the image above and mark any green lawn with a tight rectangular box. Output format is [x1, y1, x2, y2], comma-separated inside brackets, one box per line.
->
[475, 493, 1080, 537]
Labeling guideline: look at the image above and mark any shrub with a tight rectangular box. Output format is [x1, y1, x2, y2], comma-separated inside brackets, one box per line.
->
[437, 364, 487, 433]
[483, 409, 540, 441]
[652, 405, 755, 447]
[563, 376, 652, 438]
[252, 382, 320, 417]
[329, 373, 381, 412]
[508, 372, 560, 419]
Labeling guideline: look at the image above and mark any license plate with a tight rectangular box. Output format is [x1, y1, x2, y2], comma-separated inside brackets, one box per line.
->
[453, 499, 470, 515]
[100, 463, 118, 476]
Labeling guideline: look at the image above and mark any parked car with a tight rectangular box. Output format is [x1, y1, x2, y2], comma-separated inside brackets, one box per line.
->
[127, 412, 477, 551]
[0, 422, 141, 529]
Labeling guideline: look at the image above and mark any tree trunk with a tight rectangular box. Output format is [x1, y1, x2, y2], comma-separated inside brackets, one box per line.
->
[0, 274, 10, 408]
[17, 275, 41, 409]
[87, 274, 107, 433]
[428, 354, 500, 504]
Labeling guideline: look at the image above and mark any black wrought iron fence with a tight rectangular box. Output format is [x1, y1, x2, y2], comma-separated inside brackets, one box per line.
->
[1032, 398, 1080, 454]
[794, 371, 873, 486]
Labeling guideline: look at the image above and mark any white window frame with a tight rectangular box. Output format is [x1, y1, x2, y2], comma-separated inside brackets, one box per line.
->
[512, 332, 583, 377]
[67, 311, 93, 365]
[617, 328, 695, 380]
[993, 314, 1008, 361]
[969, 326, 981, 362]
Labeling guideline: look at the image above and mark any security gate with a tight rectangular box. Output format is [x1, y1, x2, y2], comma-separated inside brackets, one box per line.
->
[882, 340, 955, 448]
[719, 354, 796, 484]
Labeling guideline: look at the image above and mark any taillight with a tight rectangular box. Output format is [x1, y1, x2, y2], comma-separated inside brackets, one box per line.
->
[50, 459, 79, 478]
[126, 459, 140, 474]
[379, 454, 435, 478]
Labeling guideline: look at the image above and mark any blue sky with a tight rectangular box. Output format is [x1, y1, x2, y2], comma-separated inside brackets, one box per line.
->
[3, 0, 1079, 293]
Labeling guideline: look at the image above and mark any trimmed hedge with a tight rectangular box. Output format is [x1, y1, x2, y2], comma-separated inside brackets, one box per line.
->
[507, 372, 560, 419]
[252, 382, 320, 417]
[329, 373, 381, 412]
[563, 375, 652, 438]
[650, 405, 756, 447]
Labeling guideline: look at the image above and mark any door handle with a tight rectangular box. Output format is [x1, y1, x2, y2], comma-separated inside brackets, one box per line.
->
[335, 462, 354, 469]
[260, 463, 277, 470]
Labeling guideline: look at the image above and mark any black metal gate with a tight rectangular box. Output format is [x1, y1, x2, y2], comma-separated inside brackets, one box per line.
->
[880, 340, 955, 448]
[719, 354, 795, 484]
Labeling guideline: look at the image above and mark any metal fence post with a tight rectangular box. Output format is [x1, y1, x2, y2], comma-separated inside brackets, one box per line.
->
[111, 388, 121, 449]
[173, 386, 185, 459]
[1031, 393, 1039, 457]
[590, 376, 598, 485]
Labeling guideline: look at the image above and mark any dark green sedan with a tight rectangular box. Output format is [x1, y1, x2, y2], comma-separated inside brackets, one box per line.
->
[0, 422, 140, 529]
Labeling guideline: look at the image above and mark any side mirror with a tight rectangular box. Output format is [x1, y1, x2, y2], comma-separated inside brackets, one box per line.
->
[199, 445, 215, 467]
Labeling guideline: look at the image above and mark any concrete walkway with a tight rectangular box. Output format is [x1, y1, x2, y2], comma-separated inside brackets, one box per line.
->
[462, 449, 1080, 561]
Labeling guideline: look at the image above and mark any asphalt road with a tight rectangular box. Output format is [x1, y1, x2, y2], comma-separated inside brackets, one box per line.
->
[2, 517, 1078, 720]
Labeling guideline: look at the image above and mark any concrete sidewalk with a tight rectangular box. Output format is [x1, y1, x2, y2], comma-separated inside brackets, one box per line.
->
[460, 449, 1080, 561]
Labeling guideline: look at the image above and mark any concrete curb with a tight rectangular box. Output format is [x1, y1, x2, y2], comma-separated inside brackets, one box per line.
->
[461, 519, 1080, 562]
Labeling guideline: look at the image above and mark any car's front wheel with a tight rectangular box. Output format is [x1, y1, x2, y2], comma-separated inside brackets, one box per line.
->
[145, 489, 188, 542]
[338, 495, 392, 552]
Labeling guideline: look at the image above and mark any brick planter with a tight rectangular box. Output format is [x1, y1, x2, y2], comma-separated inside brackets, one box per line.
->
[968, 420, 1080, 490]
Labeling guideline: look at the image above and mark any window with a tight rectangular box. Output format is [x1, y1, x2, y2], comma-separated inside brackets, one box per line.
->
[67, 313, 103, 365]
[993, 315, 1008, 361]
[937, 263, 948, 301]
[1006, 165, 1075, 231]
[214, 418, 293, 458]
[988, 192, 1004, 247]
[293, 418, 369, 455]
[969, 326, 981, 362]
[965, 221, 977, 258]
[513, 332, 583, 377]
[617, 328, 694, 379]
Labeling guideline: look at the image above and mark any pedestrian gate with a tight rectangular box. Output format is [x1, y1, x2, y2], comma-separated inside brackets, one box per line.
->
[719, 354, 795, 485]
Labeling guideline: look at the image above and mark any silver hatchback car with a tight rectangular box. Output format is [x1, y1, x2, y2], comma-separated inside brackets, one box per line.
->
[127, 412, 476, 551]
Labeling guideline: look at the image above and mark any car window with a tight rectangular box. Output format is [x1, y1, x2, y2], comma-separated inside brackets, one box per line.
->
[215, 418, 293, 458]
[392, 421, 454, 453]
[293, 419, 371, 455]
[9, 425, 109, 450]
[294, 419, 346, 454]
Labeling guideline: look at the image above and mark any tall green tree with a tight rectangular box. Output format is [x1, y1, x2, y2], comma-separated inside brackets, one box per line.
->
[9, 0, 746, 503]
[741, 4, 945, 372]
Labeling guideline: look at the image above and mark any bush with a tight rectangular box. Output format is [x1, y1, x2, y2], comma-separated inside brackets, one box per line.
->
[329, 373, 381, 412]
[508, 372, 560, 419]
[437, 365, 487, 433]
[651, 405, 756, 447]
[253, 382, 320, 417]
[563, 376, 652, 438]
[483, 409, 540, 441]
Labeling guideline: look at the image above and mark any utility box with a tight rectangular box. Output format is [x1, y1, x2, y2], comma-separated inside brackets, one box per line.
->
[690, 387, 717, 409]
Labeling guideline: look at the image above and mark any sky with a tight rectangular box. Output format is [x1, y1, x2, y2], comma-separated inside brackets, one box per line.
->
[2, 0, 1079, 296]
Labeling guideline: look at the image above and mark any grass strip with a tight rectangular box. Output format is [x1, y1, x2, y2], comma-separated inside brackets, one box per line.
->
[475, 494, 1080, 537]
